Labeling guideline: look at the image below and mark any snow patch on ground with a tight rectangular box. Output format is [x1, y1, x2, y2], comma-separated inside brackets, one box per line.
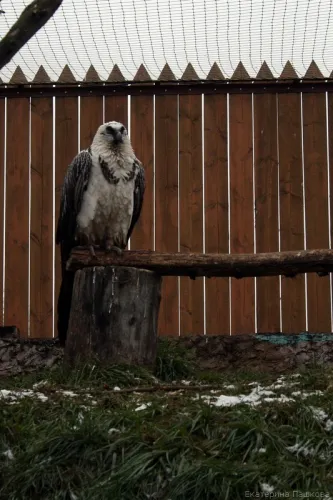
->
[0, 389, 48, 403]
[135, 403, 152, 411]
[265, 375, 300, 391]
[73, 411, 85, 430]
[261, 483, 275, 493]
[32, 380, 49, 389]
[61, 390, 78, 397]
[199, 384, 294, 407]
[0, 373, 330, 410]
[35, 392, 48, 402]
[195, 375, 327, 408]
[108, 428, 121, 435]
[286, 442, 315, 457]
[286, 440, 329, 461]
[292, 390, 323, 398]
[310, 406, 333, 431]
[2, 449, 14, 460]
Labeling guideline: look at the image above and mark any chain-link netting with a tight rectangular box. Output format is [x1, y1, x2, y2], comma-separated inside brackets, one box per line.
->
[0, 0, 331, 82]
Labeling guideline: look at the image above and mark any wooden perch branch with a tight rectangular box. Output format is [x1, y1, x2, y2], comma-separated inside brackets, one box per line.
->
[0, 0, 63, 71]
[67, 247, 333, 279]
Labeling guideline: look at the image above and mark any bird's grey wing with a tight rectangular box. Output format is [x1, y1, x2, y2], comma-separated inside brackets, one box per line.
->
[126, 159, 145, 243]
[56, 150, 92, 268]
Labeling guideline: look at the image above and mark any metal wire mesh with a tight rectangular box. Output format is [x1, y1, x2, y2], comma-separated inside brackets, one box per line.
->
[0, 0, 332, 82]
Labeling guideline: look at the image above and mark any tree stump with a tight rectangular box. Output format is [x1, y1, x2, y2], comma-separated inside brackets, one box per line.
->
[64, 266, 162, 366]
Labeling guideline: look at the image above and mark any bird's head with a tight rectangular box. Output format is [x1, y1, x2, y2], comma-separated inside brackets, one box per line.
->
[96, 121, 129, 148]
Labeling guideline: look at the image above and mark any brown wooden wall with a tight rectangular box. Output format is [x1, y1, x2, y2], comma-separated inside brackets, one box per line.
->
[1, 90, 332, 338]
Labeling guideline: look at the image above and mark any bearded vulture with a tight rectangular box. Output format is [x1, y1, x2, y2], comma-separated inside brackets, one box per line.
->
[56, 121, 145, 345]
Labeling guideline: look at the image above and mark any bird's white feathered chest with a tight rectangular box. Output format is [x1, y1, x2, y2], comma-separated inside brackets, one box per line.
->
[76, 150, 136, 242]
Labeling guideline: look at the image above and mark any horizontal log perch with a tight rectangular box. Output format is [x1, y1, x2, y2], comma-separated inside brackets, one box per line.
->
[67, 247, 333, 279]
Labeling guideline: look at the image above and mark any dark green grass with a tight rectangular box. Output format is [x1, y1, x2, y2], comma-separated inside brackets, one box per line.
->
[155, 338, 195, 382]
[1, 346, 333, 499]
[1, 392, 333, 499]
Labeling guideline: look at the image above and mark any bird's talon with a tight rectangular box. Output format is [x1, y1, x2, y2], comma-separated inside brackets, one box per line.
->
[89, 245, 97, 259]
[106, 245, 123, 256]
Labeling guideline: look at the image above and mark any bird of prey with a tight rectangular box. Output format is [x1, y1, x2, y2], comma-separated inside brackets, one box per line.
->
[56, 121, 145, 345]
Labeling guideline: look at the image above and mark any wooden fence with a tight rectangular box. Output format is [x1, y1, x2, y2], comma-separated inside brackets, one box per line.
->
[1, 66, 333, 338]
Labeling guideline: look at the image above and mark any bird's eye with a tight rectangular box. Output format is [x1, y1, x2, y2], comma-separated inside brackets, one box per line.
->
[106, 126, 113, 134]
[120, 126, 125, 133]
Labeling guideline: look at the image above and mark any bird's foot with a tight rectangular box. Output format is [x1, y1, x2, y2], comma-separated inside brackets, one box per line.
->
[89, 245, 98, 259]
[105, 244, 123, 256]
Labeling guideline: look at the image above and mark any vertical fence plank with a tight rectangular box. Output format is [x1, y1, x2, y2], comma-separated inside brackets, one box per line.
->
[54, 97, 78, 336]
[0, 100, 4, 325]
[5, 98, 30, 334]
[130, 96, 154, 250]
[155, 95, 179, 336]
[303, 93, 331, 332]
[30, 97, 53, 338]
[279, 94, 306, 333]
[105, 95, 128, 126]
[254, 93, 280, 332]
[80, 96, 103, 150]
[229, 94, 255, 334]
[179, 94, 204, 335]
[328, 93, 333, 325]
[204, 94, 229, 334]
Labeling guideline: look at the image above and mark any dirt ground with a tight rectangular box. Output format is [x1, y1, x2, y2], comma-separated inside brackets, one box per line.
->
[1, 330, 333, 377]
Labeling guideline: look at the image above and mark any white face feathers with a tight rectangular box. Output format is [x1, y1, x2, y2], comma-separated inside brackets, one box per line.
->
[95, 121, 129, 147]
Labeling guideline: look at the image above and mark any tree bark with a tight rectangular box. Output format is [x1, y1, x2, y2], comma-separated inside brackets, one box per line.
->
[0, 0, 63, 71]
[64, 266, 162, 366]
[67, 247, 333, 279]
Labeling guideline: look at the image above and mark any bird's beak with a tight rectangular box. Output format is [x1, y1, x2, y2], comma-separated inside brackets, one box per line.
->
[114, 132, 123, 144]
